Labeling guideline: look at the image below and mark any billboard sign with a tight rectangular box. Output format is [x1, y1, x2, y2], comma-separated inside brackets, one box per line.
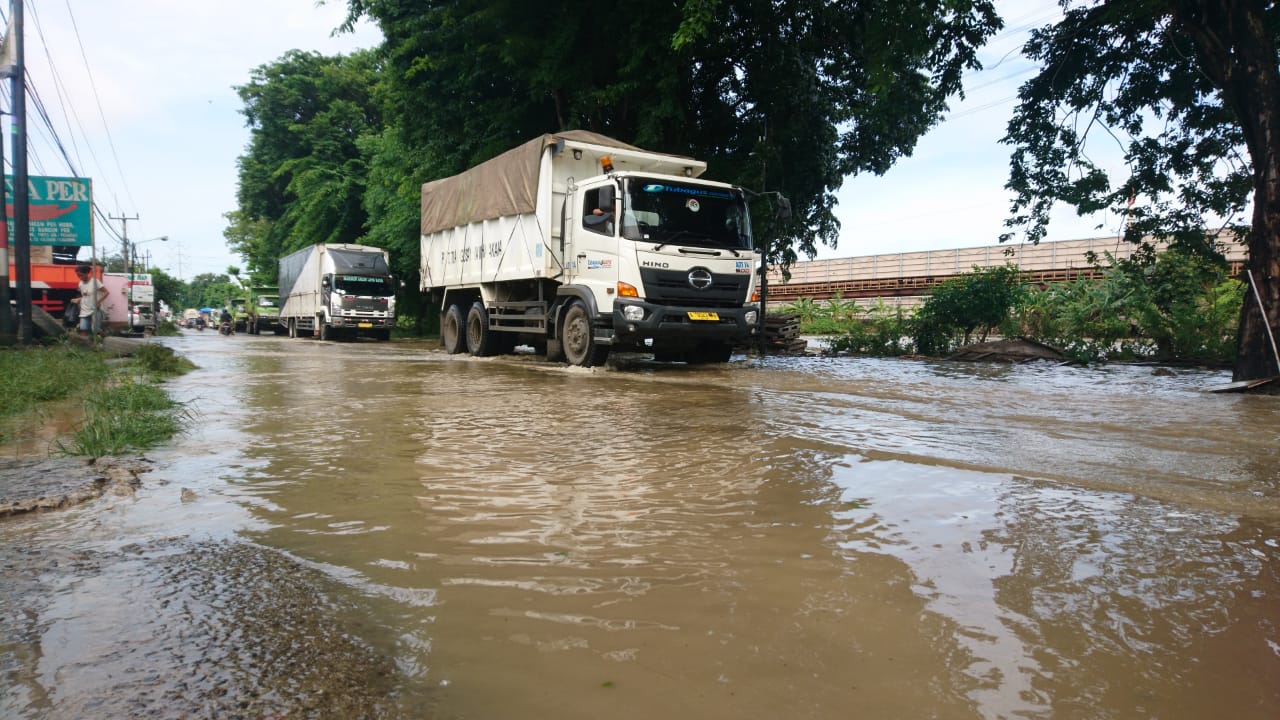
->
[128, 273, 153, 303]
[3, 175, 94, 246]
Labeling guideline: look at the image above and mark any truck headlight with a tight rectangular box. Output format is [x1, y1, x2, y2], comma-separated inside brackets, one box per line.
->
[744, 310, 758, 325]
[622, 304, 644, 321]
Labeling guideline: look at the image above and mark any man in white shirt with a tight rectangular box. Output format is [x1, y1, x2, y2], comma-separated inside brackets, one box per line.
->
[71, 264, 108, 336]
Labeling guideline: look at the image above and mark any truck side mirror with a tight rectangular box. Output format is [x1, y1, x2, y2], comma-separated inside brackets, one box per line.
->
[321, 275, 331, 289]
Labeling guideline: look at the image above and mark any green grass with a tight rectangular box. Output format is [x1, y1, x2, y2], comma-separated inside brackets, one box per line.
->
[129, 342, 197, 378]
[0, 345, 112, 419]
[1, 341, 194, 456]
[54, 380, 191, 457]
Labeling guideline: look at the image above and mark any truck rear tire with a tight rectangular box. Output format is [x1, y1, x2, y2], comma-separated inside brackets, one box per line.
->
[466, 302, 497, 356]
[441, 303, 466, 353]
[562, 300, 609, 367]
[288, 319, 297, 338]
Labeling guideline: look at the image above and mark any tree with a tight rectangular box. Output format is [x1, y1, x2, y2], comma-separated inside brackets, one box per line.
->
[914, 264, 1026, 352]
[229, 50, 384, 278]
[1002, 0, 1280, 382]
[185, 273, 240, 311]
[343, 0, 1003, 265]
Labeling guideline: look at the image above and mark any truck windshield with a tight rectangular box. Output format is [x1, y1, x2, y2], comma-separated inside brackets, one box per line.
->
[334, 275, 396, 297]
[622, 178, 753, 251]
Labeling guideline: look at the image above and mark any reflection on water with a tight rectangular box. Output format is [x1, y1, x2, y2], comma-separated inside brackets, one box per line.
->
[9, 331, 1280, 719]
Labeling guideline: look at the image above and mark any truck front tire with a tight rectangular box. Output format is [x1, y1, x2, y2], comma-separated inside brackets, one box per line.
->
[562, 301, 609, 367]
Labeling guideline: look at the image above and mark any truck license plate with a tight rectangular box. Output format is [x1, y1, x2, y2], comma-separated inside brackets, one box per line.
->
[687, 311, 719, 321]
[358, 322, 373, 328]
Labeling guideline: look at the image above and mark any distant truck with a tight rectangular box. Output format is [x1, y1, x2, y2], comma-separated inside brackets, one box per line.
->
[227, 297, 249, 332]
[278, 243, 396, 341]
[421, 131, 774, 366]
[245, 286, 282, 335]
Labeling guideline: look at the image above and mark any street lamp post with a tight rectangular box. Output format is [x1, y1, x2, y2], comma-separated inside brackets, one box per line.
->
[125, 236, 168, 327]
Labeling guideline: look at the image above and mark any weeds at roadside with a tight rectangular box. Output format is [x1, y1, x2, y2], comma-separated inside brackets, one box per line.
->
[0, 346, 111, 422]
[1, 341, 194, 455]
[129, 342, 197, 378]
[54, 380, 191, 457]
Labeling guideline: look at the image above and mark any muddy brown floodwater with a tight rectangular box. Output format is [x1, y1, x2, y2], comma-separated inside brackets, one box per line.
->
[2, 330, 1278, 719]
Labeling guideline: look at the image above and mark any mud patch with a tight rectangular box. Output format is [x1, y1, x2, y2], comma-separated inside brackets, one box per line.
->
[0, 457, 148, 518]
[0, 537, 427, 719]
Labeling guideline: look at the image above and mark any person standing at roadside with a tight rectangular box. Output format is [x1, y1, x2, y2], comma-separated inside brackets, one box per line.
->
[71, 264, 108, 337]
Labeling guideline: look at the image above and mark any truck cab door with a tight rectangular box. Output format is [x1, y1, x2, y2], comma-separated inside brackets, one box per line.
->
[565, 183, 621, 301]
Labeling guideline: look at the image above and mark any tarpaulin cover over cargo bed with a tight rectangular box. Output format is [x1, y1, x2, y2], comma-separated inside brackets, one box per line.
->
[419, 131, 657, 236]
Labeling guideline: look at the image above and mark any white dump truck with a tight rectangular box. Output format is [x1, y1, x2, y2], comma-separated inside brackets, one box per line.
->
[278, 243, 396, 341]
[421, 130, 767, 366]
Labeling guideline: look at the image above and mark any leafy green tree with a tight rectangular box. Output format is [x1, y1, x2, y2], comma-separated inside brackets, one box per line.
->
[148, 268, 184, 313]
[913, 264, 1026, 352]
[359, 128, 433, 333]
[1002, 0, 1280, 381]
[185, 273, 240, 311]
[342, 0, 1002, 265]
[229, 49, 384, 277]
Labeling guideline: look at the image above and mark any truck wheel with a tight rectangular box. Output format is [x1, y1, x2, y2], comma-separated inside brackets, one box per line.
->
[441, 304, 466, 353]
[562, 301, 609, 367]
[319, 321, 331, 341]
[466, 302, 497, 356]
[288, 319, 297, 338]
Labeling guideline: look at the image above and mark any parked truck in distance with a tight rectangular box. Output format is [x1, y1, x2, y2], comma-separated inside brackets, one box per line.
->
[422, 130, 775, 366]
[245, 286, 282, 335]
[278, 243, 396, 341]
[228, 297, 249, 333]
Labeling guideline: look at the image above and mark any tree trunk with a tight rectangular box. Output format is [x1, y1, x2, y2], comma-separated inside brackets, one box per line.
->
[1234, 223, 1280, 381]
[1187, 0, 1280, 381]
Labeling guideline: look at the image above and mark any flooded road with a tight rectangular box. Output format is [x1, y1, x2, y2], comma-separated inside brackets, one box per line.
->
[3, 330, 1278, 719]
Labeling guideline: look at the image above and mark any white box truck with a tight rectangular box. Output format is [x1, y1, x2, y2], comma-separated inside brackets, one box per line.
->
[278, 243, 396, 341]
[422, 131, 768, 366]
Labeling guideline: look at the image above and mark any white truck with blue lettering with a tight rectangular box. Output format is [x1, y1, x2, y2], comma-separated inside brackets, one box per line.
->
[278, 243, 396, 342]
[420, 131, 765, 366]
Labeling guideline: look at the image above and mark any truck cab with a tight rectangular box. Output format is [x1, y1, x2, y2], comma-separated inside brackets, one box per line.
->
[562, 174, 759, 364]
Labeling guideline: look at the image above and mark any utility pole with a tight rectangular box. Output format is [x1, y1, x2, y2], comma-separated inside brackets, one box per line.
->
[9, 0, 31, 344]
[111, 212, 138, 306]
[0, 98, 12, 345]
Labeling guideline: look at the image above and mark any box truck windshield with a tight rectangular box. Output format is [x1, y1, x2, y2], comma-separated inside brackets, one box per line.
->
[621, 178, 753, 251]
[334, 275, 396, 296]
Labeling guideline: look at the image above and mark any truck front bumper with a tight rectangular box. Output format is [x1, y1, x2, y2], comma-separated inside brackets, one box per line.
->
[609, 301, 758, 346]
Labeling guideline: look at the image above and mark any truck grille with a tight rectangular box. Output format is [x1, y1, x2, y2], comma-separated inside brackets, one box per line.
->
[340, 297, 390, 314]
[639, 268, 749, 308]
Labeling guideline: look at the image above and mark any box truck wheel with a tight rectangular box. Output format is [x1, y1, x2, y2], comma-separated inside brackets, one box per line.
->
[562, 300, 609, 367]
[466, 302, 498, 356]
[441, 303, 466, 353]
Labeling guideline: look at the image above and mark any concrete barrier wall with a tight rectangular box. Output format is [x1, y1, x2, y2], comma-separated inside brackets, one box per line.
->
[768, 234, 1248, 287]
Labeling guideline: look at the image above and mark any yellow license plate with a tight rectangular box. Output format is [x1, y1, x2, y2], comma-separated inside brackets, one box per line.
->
[358, 322, 373, 328]
[687, 311, 719, 321]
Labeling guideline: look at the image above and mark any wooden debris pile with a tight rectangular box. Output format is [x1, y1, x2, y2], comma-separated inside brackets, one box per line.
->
[764, 313, 810, 355]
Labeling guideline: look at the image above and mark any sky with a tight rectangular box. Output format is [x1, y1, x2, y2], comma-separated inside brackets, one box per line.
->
[10, 0, 1128, 280]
